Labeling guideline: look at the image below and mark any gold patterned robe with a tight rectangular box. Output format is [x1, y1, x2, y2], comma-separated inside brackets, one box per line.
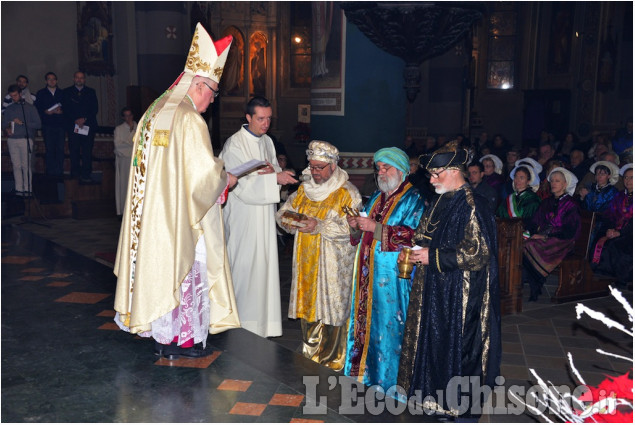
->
[276, 168, 361, 369]
[276, 169, 361, 326]
[113, 94, 240, 336]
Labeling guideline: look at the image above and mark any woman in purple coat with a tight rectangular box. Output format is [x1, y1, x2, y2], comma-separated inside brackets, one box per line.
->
[523, 168, 581, 301]
[591, 164, 633, 287]
[480, 154, 505, 195]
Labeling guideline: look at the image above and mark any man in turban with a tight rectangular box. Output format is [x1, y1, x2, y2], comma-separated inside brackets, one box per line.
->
[343, 147, 425, 391]
[397, 140, 501, 419]
[113, 23, 240, 359]
[275, 141, 362, 371]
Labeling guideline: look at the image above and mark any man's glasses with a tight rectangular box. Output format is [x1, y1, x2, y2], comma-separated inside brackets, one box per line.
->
[202, 81, 220, 98]
[375, 164, 394, 174]
[425, 168, 446, 179]
[308, 163, 330, 171]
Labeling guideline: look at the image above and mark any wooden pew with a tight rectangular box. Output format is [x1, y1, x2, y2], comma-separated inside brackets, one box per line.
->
[496, 218, 524, 315]
[552, 210, 612, 303]
[496, 212, 613, 313]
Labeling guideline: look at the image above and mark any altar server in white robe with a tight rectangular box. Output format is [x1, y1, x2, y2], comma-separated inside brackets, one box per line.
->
[220, 96, 298, 337]
[113, 107, 136, 216]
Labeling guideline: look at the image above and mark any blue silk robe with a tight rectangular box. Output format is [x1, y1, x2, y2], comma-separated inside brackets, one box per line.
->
[583, 184, 618, 212]
[344, 181, 425, 390]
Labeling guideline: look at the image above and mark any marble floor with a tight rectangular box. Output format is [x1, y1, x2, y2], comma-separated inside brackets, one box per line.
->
[2, 215, 632, 423]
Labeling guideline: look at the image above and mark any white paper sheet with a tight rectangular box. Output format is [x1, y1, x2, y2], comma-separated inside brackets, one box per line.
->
[74, 124, 89, 136]
[227, 159, 267, 177]
[47, 103, 62, 112]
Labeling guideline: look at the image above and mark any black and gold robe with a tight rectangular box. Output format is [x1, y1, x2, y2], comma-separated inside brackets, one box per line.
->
[397, 184, 501, 418]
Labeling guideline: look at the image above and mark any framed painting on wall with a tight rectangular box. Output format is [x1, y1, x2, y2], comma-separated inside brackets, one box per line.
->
[222, 26, 246, 97]
[311, 2, 346, 116]
[547, 2, 575, 75]
[77, 1, 114, 76]
[249, 32, 267, 97]
[298, 104, 311, 123]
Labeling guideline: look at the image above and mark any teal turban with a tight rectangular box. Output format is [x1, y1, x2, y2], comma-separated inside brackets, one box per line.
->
[374, 147, 410, 181]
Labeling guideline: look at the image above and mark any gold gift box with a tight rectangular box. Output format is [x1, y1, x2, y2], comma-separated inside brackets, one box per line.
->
[281, 211, 308, 228]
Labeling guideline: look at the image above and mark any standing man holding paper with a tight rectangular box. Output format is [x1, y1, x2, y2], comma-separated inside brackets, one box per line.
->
[63, 71, 98, 183]
[220, 96, 298, 338]
[35, 72, 66, 178]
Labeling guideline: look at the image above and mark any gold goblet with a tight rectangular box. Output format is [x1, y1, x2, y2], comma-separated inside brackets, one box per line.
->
[398, 247, 414, 279]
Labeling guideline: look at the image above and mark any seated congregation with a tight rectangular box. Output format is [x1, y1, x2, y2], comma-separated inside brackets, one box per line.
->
[408, 131, 632, 298]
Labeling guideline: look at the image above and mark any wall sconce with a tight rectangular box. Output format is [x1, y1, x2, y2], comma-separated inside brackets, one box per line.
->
[293, 35, 303, 44]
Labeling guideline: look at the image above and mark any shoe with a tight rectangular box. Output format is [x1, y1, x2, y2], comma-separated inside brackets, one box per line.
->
[162, 343, 212, 360]
[154, 341, 171, 356]
[528, 287, 539, 302]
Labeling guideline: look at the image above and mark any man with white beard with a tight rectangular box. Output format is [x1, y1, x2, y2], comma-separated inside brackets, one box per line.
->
[397, 140, 501, 420]
[343, 147, 425, 392]
[275, 140, 361, 371]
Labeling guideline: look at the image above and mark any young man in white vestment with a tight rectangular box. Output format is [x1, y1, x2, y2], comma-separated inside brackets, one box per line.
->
[220, 96, 298, 337]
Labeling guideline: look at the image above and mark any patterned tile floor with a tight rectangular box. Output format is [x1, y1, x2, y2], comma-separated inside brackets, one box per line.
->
[2, 217, 632, 422]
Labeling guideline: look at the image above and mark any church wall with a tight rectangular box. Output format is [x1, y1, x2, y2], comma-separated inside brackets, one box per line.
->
[471, 2, 632, 147]
[2, 1, 630, 153]
[469, 2, 530, 147]
[111, 1, 139, 121]
[410, 48, 470, 140]
[1, 2, 78, 98]
[310, 22, 406, 153]
[134, 3, 190, 96]
[1, 1, 134, 129]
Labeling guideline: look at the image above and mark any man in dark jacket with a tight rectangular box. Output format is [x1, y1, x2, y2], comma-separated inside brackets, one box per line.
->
[63, 71, 98, 182]
[35, 72, 66, 177]
[467, 160, 499, 213]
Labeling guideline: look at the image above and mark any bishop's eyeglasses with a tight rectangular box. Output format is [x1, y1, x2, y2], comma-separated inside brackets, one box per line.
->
[202, 81, 220, 98]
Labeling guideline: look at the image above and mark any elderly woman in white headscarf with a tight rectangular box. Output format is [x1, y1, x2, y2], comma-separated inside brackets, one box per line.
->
[579, 161, 621, 261]
[522, 168, 581, 301]
[579, 160, 620, 212]
[480, 153, 505, 194]
[591, 164, 633, 287]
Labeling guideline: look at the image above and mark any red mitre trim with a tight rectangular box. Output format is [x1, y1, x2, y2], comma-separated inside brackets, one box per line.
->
[168, 72, 185, 90]
[214, 35, 233, 54]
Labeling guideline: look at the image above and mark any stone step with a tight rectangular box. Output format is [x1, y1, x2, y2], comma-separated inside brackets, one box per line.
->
[72, 199, 116, 220]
